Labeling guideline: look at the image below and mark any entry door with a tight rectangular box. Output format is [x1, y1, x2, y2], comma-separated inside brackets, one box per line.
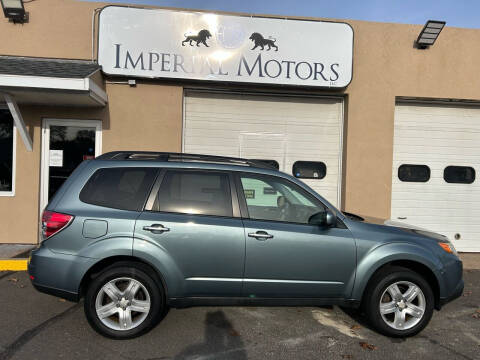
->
[237, 172, 356, 298]
[40, 119, 101, 211]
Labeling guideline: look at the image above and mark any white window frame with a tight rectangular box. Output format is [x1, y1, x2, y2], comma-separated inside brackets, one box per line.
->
[0, 104, 16, 197]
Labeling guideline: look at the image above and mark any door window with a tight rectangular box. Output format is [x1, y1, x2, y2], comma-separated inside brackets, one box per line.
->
[154, 170, 233, 217]
[398, 164, 430, 182]
[240, 174, 325, 224]
[443, 166, 475, 184]
[292, 161, 327, 179]
[48, 125, 96, 199]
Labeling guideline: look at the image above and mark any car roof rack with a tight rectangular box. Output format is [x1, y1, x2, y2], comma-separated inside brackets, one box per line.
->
[96, 151, 278, 170]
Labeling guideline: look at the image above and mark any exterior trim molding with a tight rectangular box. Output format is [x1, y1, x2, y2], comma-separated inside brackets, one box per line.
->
[186, 277, 344, 285]
[3, 94, 33, 152]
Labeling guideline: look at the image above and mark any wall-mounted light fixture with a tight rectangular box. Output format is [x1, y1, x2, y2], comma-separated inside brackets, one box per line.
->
[416, 20, 446, 49]
[1, 0, 28, 24]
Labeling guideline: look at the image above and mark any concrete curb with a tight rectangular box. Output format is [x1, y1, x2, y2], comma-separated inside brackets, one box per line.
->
[0, 247, 33, 271]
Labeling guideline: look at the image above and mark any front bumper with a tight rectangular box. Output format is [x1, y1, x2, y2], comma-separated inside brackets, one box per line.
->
[437, 256, 464, 309]
[439, 279, 464, 308]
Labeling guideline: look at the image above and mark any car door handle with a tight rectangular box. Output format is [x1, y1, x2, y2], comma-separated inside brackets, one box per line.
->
[248, 231, 273, 240]
[143, 224, 170, 233]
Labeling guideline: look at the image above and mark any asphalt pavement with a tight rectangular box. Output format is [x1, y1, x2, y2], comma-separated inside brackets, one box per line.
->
[0, 270, 478, 360]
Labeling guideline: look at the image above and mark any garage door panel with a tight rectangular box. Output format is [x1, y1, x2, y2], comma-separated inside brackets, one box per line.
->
[184, 146, 242, 156]
[395, 126, 480, 135]
[392, 199, 479, 208]
[392, 191, 477, 202]
[394, 138, 480, 150]
[186, 114, 341, 125]
[186, 109, 342, 121]
[186, 104, 341, 117]
[391, 216, 480, 225]
[184, 92, 343, 207]
[186, 122, 288, 133]
[187, 117, 342, 126]
[186, 129, 342, 142]
[186, 118, 341, 129]
[392, 103, 480, 252]
[394, 154, 480, 163]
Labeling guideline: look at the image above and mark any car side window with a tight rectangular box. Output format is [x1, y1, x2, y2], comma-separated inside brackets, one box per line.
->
[239, 174, 325, 224]
[79, 167, 158, 211]
[153, 170, 233, 217]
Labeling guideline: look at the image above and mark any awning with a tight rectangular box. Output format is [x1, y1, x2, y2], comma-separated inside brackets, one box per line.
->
[0, 56, 108, 151]
[0, 56, 107, 107]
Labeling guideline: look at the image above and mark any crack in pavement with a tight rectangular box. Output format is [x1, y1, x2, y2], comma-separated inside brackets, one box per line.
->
[0, 303, 81, 360]
[418, 335, 475, 360]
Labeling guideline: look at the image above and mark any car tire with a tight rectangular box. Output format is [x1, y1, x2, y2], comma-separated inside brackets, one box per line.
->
[363, 266, 434, 337]
[84, 262, 165, 339]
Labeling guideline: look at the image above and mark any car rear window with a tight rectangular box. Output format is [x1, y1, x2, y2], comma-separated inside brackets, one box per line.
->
[80, 167, 158, 211]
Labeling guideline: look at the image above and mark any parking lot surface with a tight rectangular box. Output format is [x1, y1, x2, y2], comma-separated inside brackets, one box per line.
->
[0, 270, 478, 360]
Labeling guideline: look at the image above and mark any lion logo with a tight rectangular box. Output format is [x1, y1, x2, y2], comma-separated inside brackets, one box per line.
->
[182, 29, 212, 47]
[249, 32, 278, 51]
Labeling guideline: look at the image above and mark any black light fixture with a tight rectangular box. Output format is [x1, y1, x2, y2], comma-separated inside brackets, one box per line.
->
[416, 20, 446, 49]
[1, 0, 28, 23]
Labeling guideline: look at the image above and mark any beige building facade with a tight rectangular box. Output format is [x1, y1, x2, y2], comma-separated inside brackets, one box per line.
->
[1, 0, 479, 251]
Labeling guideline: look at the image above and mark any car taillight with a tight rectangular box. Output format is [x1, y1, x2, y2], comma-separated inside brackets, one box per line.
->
[41, 211, 74, 239]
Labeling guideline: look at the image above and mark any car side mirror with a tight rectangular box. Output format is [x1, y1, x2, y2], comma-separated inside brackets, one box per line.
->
[308, 209, 337, 227]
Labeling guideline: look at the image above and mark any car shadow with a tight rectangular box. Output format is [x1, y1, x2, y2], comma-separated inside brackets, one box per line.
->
[173, 310, 247, 360]
[336, 306, 368, 326]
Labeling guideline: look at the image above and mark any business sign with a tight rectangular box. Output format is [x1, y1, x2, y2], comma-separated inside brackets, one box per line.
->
[98, 6, 354, 88]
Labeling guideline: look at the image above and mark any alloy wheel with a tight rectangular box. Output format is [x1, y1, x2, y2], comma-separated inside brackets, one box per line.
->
[95, 277, 151, 331]
[379, 281, 426, 330]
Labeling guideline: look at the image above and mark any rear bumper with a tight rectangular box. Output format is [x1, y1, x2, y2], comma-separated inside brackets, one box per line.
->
[28, 245, 93, 302]
[32, 283, 79, 302]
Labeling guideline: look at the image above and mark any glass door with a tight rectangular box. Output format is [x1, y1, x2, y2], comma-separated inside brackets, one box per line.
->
[40, 119, 101, 212]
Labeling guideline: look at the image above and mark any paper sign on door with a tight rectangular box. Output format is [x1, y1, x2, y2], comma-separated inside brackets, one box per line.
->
[49, 150, 63, 167]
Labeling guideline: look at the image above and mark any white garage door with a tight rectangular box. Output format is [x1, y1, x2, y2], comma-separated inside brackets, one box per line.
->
[392, 103, 480, 252]
[183, 92, 344, 207]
